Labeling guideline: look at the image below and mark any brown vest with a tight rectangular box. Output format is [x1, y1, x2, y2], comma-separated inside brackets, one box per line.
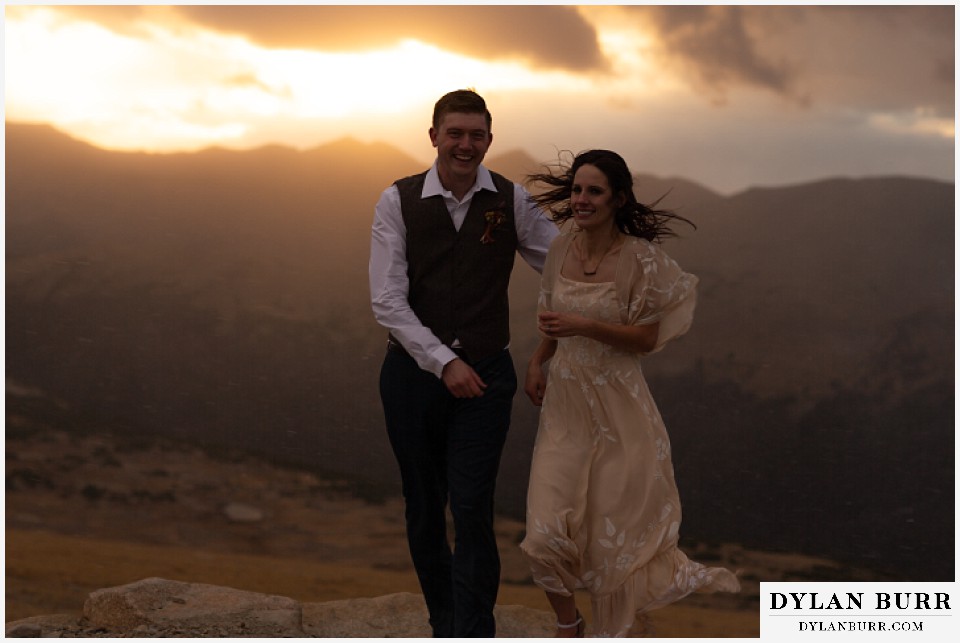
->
[395, 170, 517, 362]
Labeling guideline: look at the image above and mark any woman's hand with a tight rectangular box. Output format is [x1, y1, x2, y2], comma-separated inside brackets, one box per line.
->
[540, 311, 661, 354]
[524, 338, 557, 406]
[538, 311, 592, 339]
[525, 361, 548, 406]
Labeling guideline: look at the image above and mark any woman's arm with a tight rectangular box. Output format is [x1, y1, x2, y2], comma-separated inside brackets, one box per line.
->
[538, 311, 660, 354]
[524, 338, 558, 406]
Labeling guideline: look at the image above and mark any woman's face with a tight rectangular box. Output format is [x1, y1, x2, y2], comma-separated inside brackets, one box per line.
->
[570, 163, 623, 232]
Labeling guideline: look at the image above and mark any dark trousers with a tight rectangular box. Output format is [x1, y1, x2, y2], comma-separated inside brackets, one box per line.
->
[380, 347, 517, 638]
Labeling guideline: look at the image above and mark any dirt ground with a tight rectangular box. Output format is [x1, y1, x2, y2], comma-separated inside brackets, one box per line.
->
[4, 425, 883, 636]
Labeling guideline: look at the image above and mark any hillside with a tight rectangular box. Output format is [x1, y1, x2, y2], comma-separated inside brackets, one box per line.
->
[5, 121, 953, 581]
[8, 419, 897, 635]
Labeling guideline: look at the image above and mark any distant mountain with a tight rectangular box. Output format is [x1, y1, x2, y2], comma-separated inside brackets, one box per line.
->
[664, 175, 953, 399]
[5, 122, 953, 580]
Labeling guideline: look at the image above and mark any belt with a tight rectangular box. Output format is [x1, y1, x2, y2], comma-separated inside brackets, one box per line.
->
[386, 338, 411, 357]
[386, 338, 468, 361]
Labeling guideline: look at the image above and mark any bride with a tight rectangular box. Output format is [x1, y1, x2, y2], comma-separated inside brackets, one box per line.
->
[520, 149, 740, 637]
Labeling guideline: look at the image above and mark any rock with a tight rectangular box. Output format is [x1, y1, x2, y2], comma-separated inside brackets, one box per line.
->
[222, 502, 264, 522]
[4, 615, 79, 638]
[83, 577, 304, 637]
[6, 581, 556, 638]
[5, 622, 43, 637]
[302, 591, 554, 637]
[491, 603, 555, 638]
[303, 592, 432, 637]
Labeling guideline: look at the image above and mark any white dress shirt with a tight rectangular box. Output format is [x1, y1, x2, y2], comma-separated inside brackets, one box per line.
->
[370, 162, 558, 378]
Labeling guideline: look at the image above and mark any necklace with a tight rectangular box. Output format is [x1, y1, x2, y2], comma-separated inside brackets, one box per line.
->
[577, 233, 620, 276]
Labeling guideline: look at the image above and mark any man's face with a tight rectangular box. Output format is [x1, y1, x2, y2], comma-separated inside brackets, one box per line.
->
[429, 111, 492, 187]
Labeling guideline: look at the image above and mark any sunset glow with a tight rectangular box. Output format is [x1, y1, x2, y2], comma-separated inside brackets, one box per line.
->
[5, 6, 592, 153]
[867, 108, 956, 140]
[3, 4, 953, 192]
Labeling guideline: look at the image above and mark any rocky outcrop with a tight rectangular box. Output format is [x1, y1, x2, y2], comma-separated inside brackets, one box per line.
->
[4, 579, 555, 638]
[83, 577, 304, 637]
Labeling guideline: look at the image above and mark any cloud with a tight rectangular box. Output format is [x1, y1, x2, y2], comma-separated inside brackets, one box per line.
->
[173, 5, 606, 73]
[803, 5, 955, 117]
[627, 5, 954, 116]
[223, 72, 290, 98]
[934, 58, 954, 86]
[39, 5, 176, 38]
[43, 5, 952, 119]
[635, 5, 800, 104]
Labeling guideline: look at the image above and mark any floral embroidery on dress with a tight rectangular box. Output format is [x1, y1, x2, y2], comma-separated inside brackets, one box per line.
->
[655, 437, 669, 461]
[599, 517, 627, 550]
[521, 236, 738, 637]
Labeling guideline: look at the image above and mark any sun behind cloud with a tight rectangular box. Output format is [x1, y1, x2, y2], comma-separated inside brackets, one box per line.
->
[5, 4, 952, 192]
[4, 6, 589, 153]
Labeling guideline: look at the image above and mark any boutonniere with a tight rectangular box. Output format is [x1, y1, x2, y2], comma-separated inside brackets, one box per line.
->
[481, 205, 507, 244]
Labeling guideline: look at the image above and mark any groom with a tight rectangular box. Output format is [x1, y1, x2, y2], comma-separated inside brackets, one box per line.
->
[369, 89, 557, 637]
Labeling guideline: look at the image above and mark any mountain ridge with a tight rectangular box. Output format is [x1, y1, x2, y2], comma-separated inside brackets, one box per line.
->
[10, 120, 949, 195]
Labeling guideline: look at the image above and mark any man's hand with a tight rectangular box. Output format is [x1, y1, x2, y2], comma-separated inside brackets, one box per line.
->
[442, 358, 487, 398]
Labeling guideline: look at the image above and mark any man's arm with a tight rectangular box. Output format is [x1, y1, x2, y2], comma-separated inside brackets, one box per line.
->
[369, 186, 458, 378]
[513, 184, 559, 274]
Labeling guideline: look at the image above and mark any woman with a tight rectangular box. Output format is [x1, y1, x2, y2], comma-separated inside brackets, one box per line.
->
[520, 150, 739, 637]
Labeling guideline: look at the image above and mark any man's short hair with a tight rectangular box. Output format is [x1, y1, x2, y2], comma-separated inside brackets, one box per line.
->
[432, 89, 492, 131]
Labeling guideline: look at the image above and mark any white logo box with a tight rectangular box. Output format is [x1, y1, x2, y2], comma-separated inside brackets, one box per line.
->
[761, 582, 956, 641]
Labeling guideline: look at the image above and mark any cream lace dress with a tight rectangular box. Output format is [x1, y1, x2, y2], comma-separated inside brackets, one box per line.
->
[520, 232, 740, 637]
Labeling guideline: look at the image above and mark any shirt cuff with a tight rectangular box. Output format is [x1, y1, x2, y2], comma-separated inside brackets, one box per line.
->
[429, 344, 460, 379]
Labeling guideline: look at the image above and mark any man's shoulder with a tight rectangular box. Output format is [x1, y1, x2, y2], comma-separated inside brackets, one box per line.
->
[484, 169, 516, 203]
[393, 170, 429, 189]
[486, 168, 513, 187]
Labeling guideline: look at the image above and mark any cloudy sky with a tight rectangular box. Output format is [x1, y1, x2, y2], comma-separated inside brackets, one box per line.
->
[4, 3, 955, 193]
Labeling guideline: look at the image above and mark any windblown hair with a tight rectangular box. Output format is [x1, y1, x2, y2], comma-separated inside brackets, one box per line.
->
[432, 89, 492, 131]
[527, 149, 694, 242]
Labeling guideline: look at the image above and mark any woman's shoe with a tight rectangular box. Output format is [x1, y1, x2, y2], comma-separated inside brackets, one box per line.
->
[556, 610, 585, 638]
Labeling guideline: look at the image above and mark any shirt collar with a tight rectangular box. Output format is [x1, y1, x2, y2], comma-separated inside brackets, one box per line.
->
[422, 161, 497, 199]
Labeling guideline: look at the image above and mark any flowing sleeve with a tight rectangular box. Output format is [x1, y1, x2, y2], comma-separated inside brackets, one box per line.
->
[536, 232, 574, 333]
[617, 237, 698, 354]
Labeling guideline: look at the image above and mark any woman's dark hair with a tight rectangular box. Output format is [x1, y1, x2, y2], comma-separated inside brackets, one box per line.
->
[527, 149, 694, 241]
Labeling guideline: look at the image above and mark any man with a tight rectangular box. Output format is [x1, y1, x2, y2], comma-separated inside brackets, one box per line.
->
[369, 89, 558, 637]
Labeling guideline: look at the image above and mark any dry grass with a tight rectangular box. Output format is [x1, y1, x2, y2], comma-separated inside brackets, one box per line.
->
[5, 528, 759, 637]
[14, 425, 896, 637]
